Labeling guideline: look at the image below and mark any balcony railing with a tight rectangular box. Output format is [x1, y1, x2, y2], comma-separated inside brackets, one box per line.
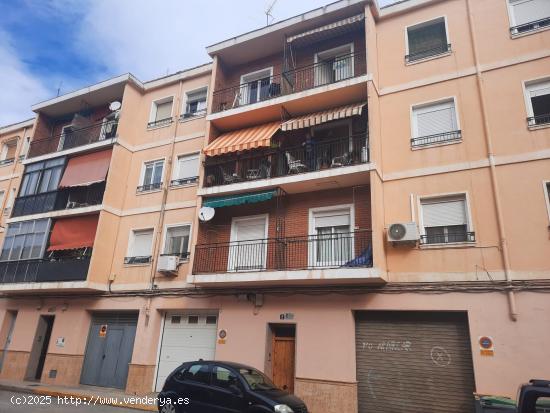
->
[527, 114, 550, 127]
[212, 52, 366, 113]
[0, 256, 91, 284]
[147, 117, 173, 128]
[137, 182, 163, 193]
[405, 43, 451, 63]
[11, 182, 105, 218]
[204, 133, 369, 187]
[420, 231, 476, 245]
[124, 256, 152, 265]
[28, 119, 118, 158]
[411, 130, 462, 148]
[170, 176, 198, 187]
[510, 17, 550, 35]
[0, 158, 15, 167]
[193, 230, 372, 275]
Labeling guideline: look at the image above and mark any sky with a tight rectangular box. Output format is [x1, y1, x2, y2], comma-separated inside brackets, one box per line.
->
[0, 0, 395, 126]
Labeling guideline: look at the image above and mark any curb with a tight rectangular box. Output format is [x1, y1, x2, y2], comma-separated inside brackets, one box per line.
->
[0, 383, 157, 411]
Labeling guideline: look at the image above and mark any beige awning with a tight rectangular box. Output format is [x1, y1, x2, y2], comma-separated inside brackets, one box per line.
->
[204, 122, 280, 156]
[287, 13, 365, 44]
[281, 103, 366, 132]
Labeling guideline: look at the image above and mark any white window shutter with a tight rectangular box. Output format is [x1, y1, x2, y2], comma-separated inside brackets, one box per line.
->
[527, 80, 550, 98]
[177, 155, 199, 179]
[314, 209, 351, 228]
[132, 230, 153, 256]
[155, 101, 172, 121]
[510, 0, 550, 26]
[415, 100, 457, 137]
[422, 197, 467, 227]
[234, 218, 266, 241]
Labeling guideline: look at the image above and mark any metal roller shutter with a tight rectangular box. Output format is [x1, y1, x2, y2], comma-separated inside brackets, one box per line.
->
[355, 311, 475, 413]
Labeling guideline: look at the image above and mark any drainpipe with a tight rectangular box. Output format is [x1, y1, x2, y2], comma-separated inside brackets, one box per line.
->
[148, 79, 185, 290]
[465, 0, 517, 321]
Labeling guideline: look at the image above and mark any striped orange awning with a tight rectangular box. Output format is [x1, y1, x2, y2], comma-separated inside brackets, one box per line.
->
[281, 102, 366, 132]
[204, 122, 280, 156]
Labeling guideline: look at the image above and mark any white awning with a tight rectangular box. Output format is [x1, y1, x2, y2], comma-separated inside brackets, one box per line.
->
[281, 102, 366, 132]
[287, 13, 365, 44]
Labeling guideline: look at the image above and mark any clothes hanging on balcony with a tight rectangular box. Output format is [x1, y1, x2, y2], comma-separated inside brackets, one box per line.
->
[281, 102, 366, 131]
[58, 149, 112, 187]
[47, 214, 99, 251]
[203, 122, 280, 156]
[202, 190, 277, 208]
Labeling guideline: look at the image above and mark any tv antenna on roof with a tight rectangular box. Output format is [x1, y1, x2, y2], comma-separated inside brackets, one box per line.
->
[265, 0, 277, 26]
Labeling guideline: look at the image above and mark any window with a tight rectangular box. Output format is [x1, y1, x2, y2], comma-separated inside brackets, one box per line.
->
[525, 79, 550, 127]
[240, 68, 273, 106]
[148, 97, 173, 128]
[183, 88, 207, 118]
[420, 194, 475, 244]
[406, 17, 450, 63]
[0, 219, 50, 261]
[163, 225, 191, 258]
[311, 207, 352, 266]
[125, 228, 154, 264]
[0, 191, 5, 208]
[508, 0, 550, 35]
[187, 315, 199, 324]
[181, 364, 210, 384]
[544, 182, 550, 222]
[315, 44, 354, 86]
[206, 315, 217, 325]
[20, 137, 30, 160]
[411, 99, 461, 147]
[0, 140, 17, 166]
[19, 158, 66, 197]
[171, 153, 199, 186]
[228, 215, 268, 272]
[4, 188, 16, 216]
[212, 366, 239, 389]
[138, 160, 164, 192]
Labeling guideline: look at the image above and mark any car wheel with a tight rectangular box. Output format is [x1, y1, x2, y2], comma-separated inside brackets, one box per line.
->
[159, 402, 178, 413]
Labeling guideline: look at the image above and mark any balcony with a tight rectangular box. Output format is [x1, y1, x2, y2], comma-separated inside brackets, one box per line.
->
[0, 256, 91, 284]
[204, 132, 369, 188]
[193, 230, 372, 275]
[211, 52, 366, 115]
[11, 182, 105, 218]
[28, 119, 117, 158]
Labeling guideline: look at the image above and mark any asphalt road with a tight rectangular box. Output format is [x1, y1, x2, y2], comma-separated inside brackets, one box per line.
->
[0, 390, 141, 413]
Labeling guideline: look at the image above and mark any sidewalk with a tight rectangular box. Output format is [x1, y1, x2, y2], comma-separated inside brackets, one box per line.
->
[0, 378, 157, 411]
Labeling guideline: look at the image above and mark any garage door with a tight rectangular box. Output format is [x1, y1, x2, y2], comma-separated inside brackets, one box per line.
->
[355, 311, 475, 413]
[81, 312, 138, 389]
[155, 312, 218, 391]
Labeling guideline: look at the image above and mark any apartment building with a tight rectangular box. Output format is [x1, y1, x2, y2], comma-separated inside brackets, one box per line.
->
[0, 0, 549, 412]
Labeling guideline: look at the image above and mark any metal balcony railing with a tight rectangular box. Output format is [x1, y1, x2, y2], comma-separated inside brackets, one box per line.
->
[136, 182, 162, 193]
[147, 117, 173, 128]
[510, 17, 550, 35]
[212, 52, 366, 113]
[527, 114, 550, 127]
[405, 43, 451, 63]
[204, 133, 369, 187]
[170, 176, 198, 187]
[0, 256, 91, 284]
[0, 158, 15, 167]
[420, 231, 476, 245]
[124, 256, 152, 265]
[411, 130, 462, 148]
[11, 182, 105, 218]
[28, 119, 118, 158]
[193, 230, 372, 275]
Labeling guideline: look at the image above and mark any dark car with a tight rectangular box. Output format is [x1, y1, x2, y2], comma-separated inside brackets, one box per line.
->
[158, 360, 308, 413]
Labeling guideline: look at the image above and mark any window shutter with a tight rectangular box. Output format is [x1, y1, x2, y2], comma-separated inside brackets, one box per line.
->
[527, 80, 550, 98]
[234, 218, 266, 241]
[510, 0, 550, 26]
[415, 100, 457, 137]
[155, 101, 172, 121]
[5, 144, 17, 159]
[177, 155, 199, 179]
[132, 230, 153, 256]
[166, 226, 190, 254]
[314, 209, 351, 228]
[422, 197, 467, 227]
[408, 19, 447, 55]
[187, 89, 207, 103]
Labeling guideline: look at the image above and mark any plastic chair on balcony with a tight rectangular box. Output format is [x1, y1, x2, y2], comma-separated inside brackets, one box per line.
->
[285, 152, 307, 174]
[331, 152, 351, 168]
[220, 167, 242, 185]
[246, 159, 271, 180]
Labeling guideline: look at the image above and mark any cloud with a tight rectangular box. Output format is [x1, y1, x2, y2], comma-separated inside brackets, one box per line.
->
[0, 30, 50, 125]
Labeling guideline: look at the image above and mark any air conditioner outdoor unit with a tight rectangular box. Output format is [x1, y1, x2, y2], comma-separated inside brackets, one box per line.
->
[387, 222, 419, 243]
[157, 255, 179, 273]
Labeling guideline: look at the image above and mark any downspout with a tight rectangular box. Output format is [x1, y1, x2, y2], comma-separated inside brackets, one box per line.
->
[465, 0, 518, 321]
[149, 79, 185, 291]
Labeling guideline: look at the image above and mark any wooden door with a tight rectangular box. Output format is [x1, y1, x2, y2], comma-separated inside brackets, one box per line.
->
[272, 336, 295, 393]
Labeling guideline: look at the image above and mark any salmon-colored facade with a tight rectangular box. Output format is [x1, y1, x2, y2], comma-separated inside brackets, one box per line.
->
[0, 0, 549, 412]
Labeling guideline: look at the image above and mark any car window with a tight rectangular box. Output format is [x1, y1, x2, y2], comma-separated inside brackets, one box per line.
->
[239, 368, 276, 391]
[182, 364, 210, 384]
[212, 366, 238, 389]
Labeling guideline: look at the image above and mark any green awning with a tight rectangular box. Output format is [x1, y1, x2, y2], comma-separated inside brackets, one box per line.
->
[203, 190, 277, 208]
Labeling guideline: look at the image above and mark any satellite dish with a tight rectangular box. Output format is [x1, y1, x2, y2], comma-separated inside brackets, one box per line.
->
[198, 206, 215, 222]
[109, 101, 121, 111]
